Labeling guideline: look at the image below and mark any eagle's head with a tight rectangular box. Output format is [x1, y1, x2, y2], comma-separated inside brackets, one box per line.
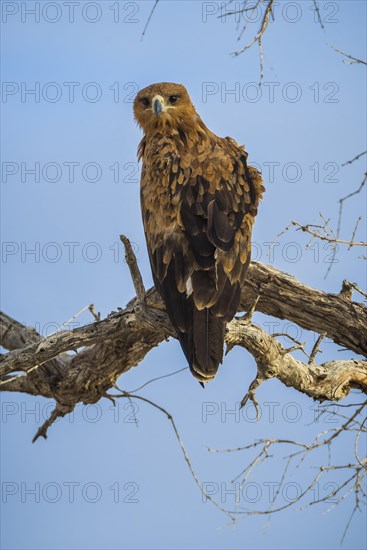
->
[133, 82, 198, 133]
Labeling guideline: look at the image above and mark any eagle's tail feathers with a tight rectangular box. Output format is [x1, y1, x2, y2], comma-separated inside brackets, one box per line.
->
[178, 309, 225, 383]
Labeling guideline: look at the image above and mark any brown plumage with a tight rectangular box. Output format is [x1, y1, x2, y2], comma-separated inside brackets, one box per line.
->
[133, 82, 264, 383]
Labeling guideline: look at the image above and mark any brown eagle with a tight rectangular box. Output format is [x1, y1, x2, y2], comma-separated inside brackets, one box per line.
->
[133, 82, 264, 384]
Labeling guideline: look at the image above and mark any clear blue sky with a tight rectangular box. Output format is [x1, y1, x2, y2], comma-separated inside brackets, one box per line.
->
[1, 1, 366, 549]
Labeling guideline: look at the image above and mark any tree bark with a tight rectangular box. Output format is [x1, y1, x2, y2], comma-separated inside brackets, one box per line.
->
[1, 260, 366, 439]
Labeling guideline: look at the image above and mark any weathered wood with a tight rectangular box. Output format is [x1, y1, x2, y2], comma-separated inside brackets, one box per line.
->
[239, 263, 367, 357]
[226, 319, 367, 403]
[1, 261, 366, 427]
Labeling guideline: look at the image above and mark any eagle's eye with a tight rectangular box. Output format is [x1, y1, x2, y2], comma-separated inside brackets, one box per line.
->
[168, 95, 179, 104]
[140, 97, 150, 107]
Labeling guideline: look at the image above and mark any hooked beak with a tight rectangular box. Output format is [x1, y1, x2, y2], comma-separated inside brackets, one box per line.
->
[153, 97, 163, 117]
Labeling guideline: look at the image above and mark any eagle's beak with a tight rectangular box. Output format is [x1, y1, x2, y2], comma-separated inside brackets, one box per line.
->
[153, 97, 164, 117]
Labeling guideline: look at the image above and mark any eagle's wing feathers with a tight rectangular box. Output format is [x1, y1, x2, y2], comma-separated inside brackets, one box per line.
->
[179, 143, 262, 299]
[144, 138, 263, 381]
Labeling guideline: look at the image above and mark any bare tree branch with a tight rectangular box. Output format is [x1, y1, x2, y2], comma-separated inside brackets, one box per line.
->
[238, 263, 367, 358]
[140, 0, 159, 41]
[230, 0, 274, 83]
[329, 45, 367, 66]
[312, 0, 324, 30]
[120, 234, 146, 305]
[278, 218, 366, 247]
[341, 150, 367, 167]
[1, 235, 366, 447]
[337, 173, 367, 241]
[226, 319, 367, 405]
[109, 387, 236, 520]
[207, 401, 367, 528]
[1, 260, 366, 382]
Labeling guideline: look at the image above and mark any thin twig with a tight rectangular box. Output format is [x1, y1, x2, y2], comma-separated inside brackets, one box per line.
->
[329, 44, 367, 66]
[337, 174, 367, 242]
[327, 173, 367, 279]
[349, 217, 362, 250]
[110, 385, 235, 520]
[312, 0, 324, 30]
[126, 367, 188, 393]
[231, 0, 274, 84]
[348, 283, 367, 301]
[309, 333, 326, 364]
[141, 0, 159, 41]
[341, 150, 367, 167]
[354, 416, 367, 469]
[292, 220, 366, 247]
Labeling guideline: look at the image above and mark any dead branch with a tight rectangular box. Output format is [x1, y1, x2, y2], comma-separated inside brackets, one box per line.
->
[109, 386, 235, 520]
[226, 319, 367, 404]
[329, 45, 367, 66]
[1, 236, 366, 443]
[337, 173, 367, 242]
[341, 150, 367, 167]
[140, 0, 159, 41]
[230, 0, 274, 83]
[120, 234, 146, 305]
[312, 0, 324, 30]
[238, 263, 367, 358]
[207, 401, 367, 533]
[1, 260, 366, 382]
[287, 219, 366, 247]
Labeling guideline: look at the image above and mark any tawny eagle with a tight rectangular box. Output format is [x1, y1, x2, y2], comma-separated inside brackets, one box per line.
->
[133, 82, 264, 383]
